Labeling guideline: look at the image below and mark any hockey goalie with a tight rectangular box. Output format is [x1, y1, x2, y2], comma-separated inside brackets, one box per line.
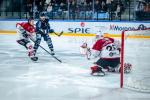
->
[90, 35, 132, 76]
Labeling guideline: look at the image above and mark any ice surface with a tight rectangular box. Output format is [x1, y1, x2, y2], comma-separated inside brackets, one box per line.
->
[0, 34, 150, 100]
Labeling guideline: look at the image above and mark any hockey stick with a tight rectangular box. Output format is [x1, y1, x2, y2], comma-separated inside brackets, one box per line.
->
[29, 37, 62, 63]
[54, 31, 64, 37]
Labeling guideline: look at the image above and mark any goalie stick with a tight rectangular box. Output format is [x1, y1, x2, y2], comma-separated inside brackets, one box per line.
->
[29, 37, 62, 63]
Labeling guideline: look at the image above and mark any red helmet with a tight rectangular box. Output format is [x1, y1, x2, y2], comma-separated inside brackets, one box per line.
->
[28, 17, 34, 23]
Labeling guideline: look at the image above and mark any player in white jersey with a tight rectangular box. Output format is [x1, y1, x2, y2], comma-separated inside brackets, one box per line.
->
[16, 17, 38, 61]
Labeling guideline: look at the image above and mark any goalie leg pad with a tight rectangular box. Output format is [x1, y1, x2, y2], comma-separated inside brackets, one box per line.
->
[114, 63, 132, 73]
[123, 63, 132, 73]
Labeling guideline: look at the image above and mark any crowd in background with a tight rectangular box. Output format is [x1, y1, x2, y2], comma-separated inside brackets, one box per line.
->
[26, 0, 126, 19]
[135, 0, 150, 20]
[0, 0, 149, 20]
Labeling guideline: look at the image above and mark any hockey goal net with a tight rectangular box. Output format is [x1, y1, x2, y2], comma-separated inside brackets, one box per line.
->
[120, 28, 150, 93]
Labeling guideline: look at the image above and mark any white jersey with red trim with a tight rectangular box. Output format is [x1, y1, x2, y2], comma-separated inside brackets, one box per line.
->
[100, 42, 120, 59]
[16, 22, 36, 40]
[92, 37, 120, 59]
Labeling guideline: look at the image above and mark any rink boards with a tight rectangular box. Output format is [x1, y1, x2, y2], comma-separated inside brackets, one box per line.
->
[0, 30, 150, 39]
[0, 20, 150, 39]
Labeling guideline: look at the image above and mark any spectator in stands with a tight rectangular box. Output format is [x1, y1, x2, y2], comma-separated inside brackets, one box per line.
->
[86, 0, 92, 4]
[115, 4, 121, 18]
[38, 2, 44, 12]
[69, 1, 77, 19]
[77, 0, 86, 5]
[144, 1, 150, 12]
[86, 2, 93, 18]
[106, 0, 113, 11]
[46, 0, 51, 4]
[79, 2, 87, 19]
[44, 2, 48, 11]
[27, 3, 33, 16]
[135, 0, 145, 20]
[101, 1, 107, 12]
[115, 1, 125, 18]
[47, 3, 53, 12]
[124, 0, 130, 6]
[95, 0, 101, 12]
[33, 4, 39, 18]
[60, 2, 67, 11]
[59, 2, 68, 18]
[52, 2, 59, 16]
[106, 0, 113, 20]
[47, 3, 53, 18]
[120, 1, 125, 13]
[55, 0, 62, 5]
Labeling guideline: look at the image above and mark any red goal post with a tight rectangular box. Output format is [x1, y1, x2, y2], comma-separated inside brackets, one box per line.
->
[120, 28, 150, 92]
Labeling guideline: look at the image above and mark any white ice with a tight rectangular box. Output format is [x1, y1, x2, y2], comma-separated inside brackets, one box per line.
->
[0, 34, 150, 100]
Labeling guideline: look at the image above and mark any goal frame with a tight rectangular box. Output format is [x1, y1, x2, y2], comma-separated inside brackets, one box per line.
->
[120, 28, 150, 89]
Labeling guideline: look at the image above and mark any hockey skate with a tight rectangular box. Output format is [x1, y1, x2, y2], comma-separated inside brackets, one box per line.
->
[30, 56, 38, 61]
[90, 66, 105, 76]
[28, 49, 38, 61]
[50, 49, 55, 55]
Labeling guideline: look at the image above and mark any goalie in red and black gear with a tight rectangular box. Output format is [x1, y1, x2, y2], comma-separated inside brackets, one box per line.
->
[90, 36, 132, 76]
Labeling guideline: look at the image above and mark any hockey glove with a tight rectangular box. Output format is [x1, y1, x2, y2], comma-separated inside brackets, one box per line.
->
[49, 29, 54, 33]
[45, 18, 49, 23]
[38, 29, 46, 34]
[22, 31, 29, 38]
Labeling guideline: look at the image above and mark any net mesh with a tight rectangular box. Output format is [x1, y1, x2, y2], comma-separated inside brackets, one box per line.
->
[122, 29, 150, 93]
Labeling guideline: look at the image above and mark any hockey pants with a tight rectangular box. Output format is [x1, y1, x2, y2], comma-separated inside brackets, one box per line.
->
[34, 33, 54, 51]
[17, 39, 35, 58]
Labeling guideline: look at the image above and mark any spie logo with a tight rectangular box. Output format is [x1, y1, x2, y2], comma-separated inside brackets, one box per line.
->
[68, 22, 90, 33]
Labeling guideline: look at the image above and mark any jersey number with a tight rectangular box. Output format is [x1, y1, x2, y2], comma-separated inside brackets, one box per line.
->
[106, 44, 116, 51]
[106, 44, 118, 57]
